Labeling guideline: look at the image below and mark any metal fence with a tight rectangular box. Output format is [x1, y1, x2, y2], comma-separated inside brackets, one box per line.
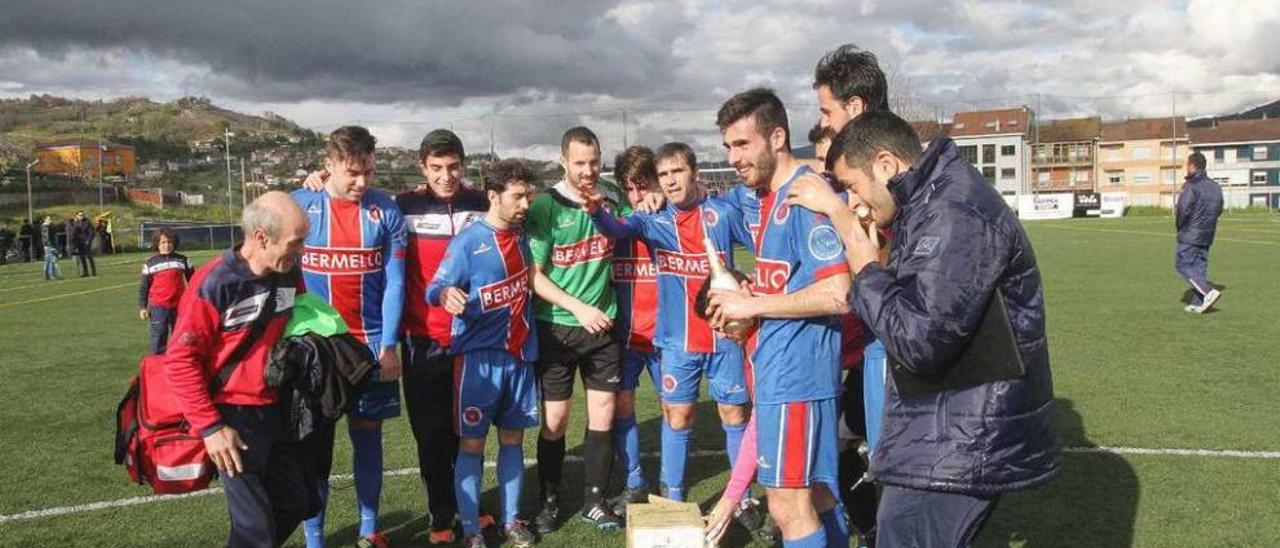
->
[134, 220, 243, 251]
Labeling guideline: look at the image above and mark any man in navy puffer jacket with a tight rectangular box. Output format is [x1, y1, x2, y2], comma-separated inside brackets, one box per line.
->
[798, 109, 1058, 547]
[1175, 152, 1224, 313]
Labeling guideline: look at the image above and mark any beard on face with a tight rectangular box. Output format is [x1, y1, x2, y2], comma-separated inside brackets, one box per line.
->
[741, 147, 777, 189]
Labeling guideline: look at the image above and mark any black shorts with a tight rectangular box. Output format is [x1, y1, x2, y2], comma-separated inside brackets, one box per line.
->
[535, 321, 622, 401]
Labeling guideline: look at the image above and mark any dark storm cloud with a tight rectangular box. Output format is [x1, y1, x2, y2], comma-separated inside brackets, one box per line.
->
[0, 0, 690, 105]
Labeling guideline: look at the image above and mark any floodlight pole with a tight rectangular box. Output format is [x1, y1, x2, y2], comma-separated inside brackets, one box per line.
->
[98, 138, 106, 209]
[26, 159, 40, 223]
[224, 127, 235, 225]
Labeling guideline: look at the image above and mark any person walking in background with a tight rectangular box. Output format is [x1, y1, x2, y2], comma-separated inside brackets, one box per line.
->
[18, 219, 33, 262]
[139, 228, 194, 354]
[41, 216, 62, 281]
[1175, 152, 1224, 314]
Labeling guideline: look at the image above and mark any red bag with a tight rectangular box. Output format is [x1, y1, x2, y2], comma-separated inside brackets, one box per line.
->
[115, 355, 214, 494]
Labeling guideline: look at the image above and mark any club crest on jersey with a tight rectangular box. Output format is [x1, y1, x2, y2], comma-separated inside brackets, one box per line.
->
[808, 225, 843, 261]
[462, 406, 484, 426]
[703, 208, 720, 227]
[772, 203, 791, 225]
[366, 205, 382, 222]
[662, 374, 678, 393]
[751, 258, 791, 295]
[479, 268, 530, 312]
[551, 235, 612, 266]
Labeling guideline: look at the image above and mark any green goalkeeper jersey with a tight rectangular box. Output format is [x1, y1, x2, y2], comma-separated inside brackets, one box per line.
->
[527, 179, 631, 326]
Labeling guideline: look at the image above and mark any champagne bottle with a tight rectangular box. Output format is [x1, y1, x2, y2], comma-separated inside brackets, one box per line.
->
[701, 237, 752, 336]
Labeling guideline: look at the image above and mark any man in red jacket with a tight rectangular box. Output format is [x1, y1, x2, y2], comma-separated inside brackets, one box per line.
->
[165, 191, 312, 548]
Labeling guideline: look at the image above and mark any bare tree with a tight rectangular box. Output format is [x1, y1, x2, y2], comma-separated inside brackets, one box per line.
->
[883, 55, 937, 124]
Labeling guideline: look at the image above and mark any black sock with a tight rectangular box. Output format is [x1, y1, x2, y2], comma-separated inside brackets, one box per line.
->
[582, 429, 614, 507]
[839, 448, 878, 535]
[537, 435, 565, 502]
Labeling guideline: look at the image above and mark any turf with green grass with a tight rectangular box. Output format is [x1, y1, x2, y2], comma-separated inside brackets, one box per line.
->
[1, 211, 1277, 546]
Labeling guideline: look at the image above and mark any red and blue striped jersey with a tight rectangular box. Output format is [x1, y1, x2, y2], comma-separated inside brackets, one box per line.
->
[742, 166, 849, 404]
[293, 189, 408, 350]
[426, 220, 537, 362]
[592, 195, 752, 354]
[612, 234, 657, 352]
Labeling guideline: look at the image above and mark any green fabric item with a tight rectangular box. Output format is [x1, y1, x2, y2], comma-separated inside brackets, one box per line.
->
[285, 292, 349, 337]
[526, 178, 631, 326]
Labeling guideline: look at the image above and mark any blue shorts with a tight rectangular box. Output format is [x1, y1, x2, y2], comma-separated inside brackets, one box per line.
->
[622, 348, 662, 393]
[453, 349, 540, 439]
[351, 342, 402, 420]
[659, 347, 749, 405]
[755, 398, 838, 489]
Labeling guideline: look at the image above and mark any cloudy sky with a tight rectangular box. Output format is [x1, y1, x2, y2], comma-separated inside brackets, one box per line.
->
[1, 0, 1276, 159]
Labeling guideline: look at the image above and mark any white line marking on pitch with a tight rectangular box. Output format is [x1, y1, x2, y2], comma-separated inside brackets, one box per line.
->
[3, 446, 1277, 524]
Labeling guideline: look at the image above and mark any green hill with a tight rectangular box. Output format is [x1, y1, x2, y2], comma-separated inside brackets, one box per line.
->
[0, 94, 323, 172]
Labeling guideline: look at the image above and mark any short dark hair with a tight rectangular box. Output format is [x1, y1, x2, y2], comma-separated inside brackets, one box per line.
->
[419, 129, 465, 163]
[826, 109, 922, 174]
[1188, 152, 1207, 172]
[326, 125, 377, 161]
[655, 142, 698, 172]
[807, 122, 835, 145]
[485, 159, 531, 194]
[561, 126, 600, 154]
[716, 88, 790, 151]
[813, 44, 889, 111]
[614, 146, 657, 188]
[151, 227, 179, 252]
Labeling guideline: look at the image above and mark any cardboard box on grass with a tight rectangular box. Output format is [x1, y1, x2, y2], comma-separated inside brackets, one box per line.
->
[626, 495, 706, 548]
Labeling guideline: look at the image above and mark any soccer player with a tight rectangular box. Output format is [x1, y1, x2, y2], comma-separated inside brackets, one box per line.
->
[427, 159, 540, 548]
[395, 130, 490, 543]
[292, 126, 408, 548]
[587, 142, 751, 503]
[525, 126, 625, 532]
[607, 146, 661, 514]
[706, 88, 853, 548]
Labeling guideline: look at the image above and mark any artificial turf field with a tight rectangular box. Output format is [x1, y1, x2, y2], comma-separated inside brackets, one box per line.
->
[1, 211, 1277, 547]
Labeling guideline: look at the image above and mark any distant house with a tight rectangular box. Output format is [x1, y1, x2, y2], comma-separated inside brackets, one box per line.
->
[35, 139, 136, 182]
[1189, 118, 1280, 208]
[949, 107, 1034, 196]
[1098, 117, 1188, 208]
[1029, 117, 1100, 192]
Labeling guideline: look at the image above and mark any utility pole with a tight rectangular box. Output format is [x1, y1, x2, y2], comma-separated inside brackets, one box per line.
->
[98, 137, 105, 209]
[622, 109, 629, 149]
[26, 159, 40, 223]
[489, 115, 496, 159]
[1171, 92, 1179, 181]
[240, 157, 247, 207]
[224, 127, 235, 225]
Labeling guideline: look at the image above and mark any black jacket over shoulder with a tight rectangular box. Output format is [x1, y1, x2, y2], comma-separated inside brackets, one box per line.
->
[267, 332, 377, 442]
